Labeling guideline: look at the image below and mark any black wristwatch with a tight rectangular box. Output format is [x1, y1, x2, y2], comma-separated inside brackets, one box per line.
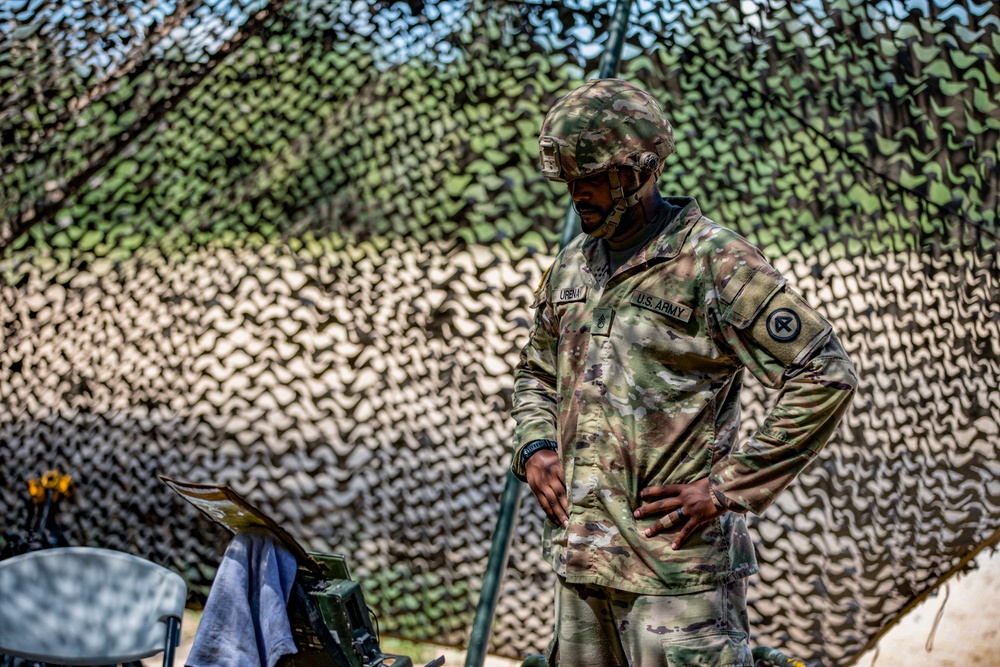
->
[519, 439, 558, 471]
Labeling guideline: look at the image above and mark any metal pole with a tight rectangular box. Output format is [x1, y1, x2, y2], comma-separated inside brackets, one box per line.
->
[559, 0, 634, 246]
[463, 2, 635, 665]
[463, 471, 523, 667]
[558, 206, 581, 254]
[596, 0, 634, 80]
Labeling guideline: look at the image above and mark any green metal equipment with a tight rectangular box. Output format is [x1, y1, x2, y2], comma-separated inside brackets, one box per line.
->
[287, 552, 444, 667]
[161, 477, 444, 667]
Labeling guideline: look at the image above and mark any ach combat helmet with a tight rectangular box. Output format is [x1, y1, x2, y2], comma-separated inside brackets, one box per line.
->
[539, 79, 676, 239]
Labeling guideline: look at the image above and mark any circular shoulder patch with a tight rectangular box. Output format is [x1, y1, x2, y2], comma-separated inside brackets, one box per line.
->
[766, 308, 801, 341]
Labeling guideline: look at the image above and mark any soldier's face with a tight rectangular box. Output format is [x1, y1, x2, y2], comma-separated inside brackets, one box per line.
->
[568, 172, 615, 233]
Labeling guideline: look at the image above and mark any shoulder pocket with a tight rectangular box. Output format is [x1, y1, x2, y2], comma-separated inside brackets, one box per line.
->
[720, 265, 832, 366]
[719, 264, 784, 329]
[744, 288, 832, 366]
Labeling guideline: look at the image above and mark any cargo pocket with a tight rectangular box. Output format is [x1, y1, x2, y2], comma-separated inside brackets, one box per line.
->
[661, 631, 753, 667]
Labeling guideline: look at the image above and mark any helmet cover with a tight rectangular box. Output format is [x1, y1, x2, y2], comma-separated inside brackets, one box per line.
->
[538, 79, 675, 184]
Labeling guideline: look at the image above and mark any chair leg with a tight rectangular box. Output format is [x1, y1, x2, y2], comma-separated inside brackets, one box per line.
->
[162, 616, 181, 667]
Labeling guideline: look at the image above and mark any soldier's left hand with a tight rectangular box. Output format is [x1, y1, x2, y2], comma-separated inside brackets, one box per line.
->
[633, 477, 726, 550]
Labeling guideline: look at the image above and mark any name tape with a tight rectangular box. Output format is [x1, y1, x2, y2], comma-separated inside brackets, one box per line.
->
[630, 290, 692, 323]
[553, 285, 588, 303]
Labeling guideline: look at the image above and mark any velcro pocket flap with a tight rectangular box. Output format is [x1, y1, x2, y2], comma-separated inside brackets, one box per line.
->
[661, 632, 753, 667]
[721, 266, 785, 329]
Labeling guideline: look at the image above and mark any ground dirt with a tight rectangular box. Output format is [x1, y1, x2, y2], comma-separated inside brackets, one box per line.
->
[852, 548, 1000, 667]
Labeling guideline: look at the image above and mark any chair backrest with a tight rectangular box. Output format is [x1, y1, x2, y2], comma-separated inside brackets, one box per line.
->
[0, 547, 186, 666]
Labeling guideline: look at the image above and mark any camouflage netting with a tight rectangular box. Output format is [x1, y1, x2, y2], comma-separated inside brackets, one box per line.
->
[1, 0, 998, 664]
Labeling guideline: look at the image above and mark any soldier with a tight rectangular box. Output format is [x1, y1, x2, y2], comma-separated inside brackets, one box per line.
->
[511, 79, 858, 666]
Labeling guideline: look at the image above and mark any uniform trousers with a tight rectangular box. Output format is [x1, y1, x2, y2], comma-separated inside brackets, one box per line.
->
[551, 575, 754, 667]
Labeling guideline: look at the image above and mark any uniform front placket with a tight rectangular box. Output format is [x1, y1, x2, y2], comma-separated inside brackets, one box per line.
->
[560, 256, 598, 571]
[567, 242, 633, 549]
[564, 263, 604, 525]
[566, 229, 675, 549]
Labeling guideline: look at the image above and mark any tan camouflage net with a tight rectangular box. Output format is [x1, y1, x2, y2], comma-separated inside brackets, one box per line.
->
[1, 0, 998, 664]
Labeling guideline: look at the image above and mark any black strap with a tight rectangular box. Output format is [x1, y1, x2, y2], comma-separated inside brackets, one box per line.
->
[519, 439, 559, 471]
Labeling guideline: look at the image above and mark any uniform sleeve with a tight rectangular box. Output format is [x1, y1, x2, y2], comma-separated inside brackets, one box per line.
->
[510, 269, 561, 482]
[704, 231, 858, 515]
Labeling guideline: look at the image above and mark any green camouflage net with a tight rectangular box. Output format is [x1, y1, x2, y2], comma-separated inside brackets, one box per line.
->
[1, 0, 998, 664]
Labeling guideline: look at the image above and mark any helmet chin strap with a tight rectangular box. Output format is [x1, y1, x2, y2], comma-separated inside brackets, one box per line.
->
[583, 169, 656, 240]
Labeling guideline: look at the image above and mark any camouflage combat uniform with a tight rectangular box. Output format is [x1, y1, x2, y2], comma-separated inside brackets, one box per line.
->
[513, 79, 858, 665]
[555, 576, 753, 667]
[511, 200, 857, 662]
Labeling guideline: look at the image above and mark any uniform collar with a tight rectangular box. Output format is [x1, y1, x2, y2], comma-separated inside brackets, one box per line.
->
[580, 197, 701, 276]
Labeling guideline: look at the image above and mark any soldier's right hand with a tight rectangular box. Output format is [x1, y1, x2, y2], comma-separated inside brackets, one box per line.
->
[525, 449, 569, 528]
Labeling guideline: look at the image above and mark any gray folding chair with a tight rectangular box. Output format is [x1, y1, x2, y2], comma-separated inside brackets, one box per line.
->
[0, 547, 185, 667]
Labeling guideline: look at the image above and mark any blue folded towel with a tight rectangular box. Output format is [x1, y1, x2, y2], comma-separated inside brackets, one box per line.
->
[187, 528, 298, 667]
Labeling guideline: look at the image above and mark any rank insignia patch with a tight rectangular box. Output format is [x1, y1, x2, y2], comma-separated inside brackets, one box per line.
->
[592, 307, 614, 336]
[766, 308, 801, 341]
